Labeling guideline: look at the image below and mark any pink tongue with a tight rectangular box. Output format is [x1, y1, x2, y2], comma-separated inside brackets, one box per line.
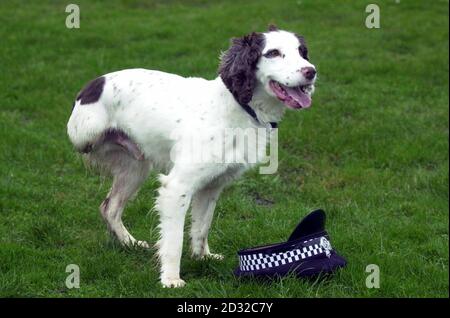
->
[285, 86, 311, 108]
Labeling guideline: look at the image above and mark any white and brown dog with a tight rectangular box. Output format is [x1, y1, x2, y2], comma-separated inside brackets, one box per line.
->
[67, 25, 316, 287]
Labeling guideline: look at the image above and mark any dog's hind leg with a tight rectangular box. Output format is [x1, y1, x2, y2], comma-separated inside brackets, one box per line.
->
[99, 157, 150, 248]
[190, 184, 225, 260]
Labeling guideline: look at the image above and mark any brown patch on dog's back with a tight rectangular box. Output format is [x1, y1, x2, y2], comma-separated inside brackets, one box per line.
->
[77, 76, 106, 105]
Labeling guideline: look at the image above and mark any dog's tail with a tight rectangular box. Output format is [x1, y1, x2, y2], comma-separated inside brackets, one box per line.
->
[67, 76, 110, 153]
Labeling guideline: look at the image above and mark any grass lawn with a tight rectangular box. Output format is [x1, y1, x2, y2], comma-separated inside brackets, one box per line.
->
[0, 0, 448, 297]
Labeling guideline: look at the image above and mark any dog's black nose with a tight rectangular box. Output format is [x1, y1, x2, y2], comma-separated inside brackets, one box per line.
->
[301, 67, 316, 80]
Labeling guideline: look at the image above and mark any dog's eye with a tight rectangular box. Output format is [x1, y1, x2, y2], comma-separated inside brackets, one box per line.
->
[298, 46, 309, 60]
[264, 49, 281, 58]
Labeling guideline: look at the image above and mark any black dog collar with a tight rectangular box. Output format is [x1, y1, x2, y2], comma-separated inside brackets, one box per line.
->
[234, 210, 346, 278]
[241, 103, 277, 128]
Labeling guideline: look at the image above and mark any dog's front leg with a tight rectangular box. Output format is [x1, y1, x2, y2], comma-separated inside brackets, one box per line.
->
[190, 184, 225, 260]
[155, 174, 192, 288]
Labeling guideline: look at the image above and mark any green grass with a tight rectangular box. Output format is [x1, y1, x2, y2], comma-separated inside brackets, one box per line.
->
[0, 0, 448, 297]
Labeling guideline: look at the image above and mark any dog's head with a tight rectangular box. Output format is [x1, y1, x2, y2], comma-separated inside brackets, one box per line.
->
[219, 25, 316, 110]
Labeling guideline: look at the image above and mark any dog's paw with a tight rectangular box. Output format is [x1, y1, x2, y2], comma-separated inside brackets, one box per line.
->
[135, 240, 150, 249]
[193, 252, 224, 261]
[161, 278, 186, 288]
[123, 239, 150, 249]
[204, 253, 224, 260]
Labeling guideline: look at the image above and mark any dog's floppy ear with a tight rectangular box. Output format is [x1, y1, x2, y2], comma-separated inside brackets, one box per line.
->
[219, 32, 265, 106]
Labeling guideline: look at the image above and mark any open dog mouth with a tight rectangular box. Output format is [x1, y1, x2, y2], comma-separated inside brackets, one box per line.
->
[269, 80, 312, 109]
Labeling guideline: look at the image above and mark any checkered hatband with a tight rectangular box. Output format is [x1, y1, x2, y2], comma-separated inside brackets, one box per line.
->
[238, 236, 332, 272]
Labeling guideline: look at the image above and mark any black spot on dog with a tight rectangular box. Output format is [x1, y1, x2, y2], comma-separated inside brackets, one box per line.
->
[296, 34, 309, 60]
[101, 197, 110, 215]
[76, 76, 106, 105]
